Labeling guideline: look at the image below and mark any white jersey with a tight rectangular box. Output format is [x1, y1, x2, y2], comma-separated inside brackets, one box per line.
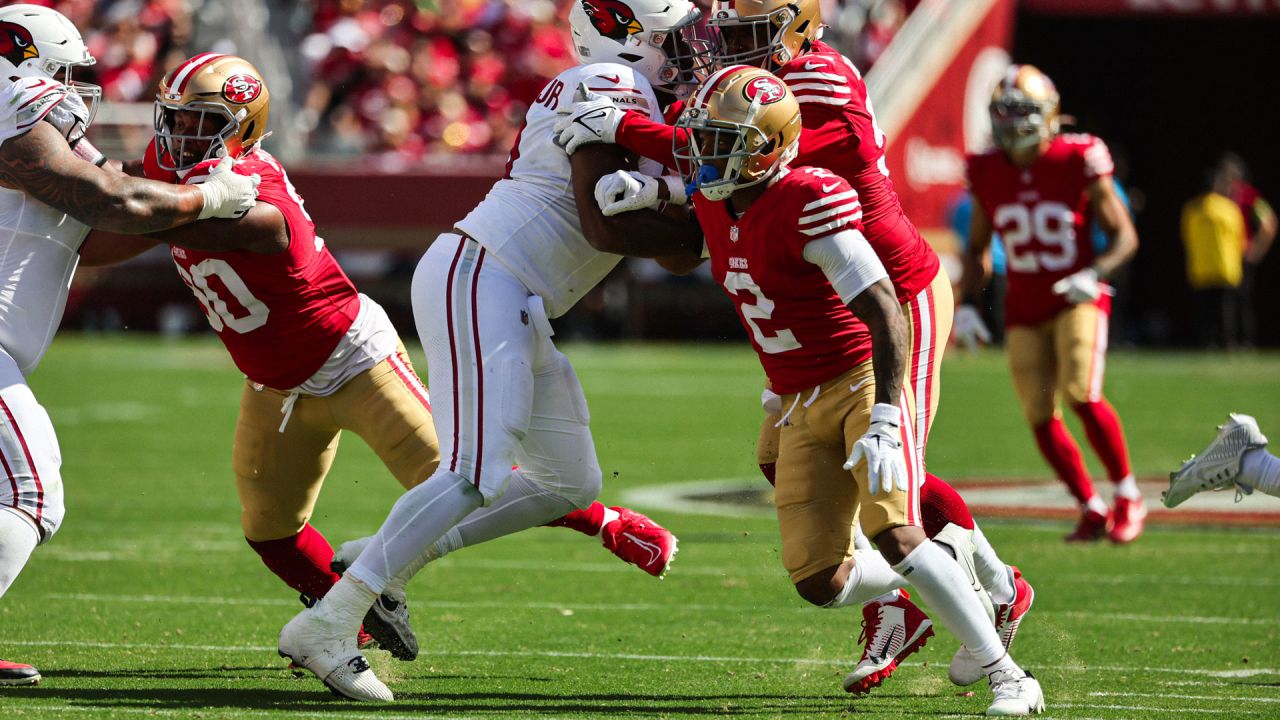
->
[0, 77, 90, 375]
[455, 63, 663, 318]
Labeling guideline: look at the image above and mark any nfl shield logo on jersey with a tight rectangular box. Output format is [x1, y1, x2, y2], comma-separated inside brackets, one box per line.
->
[730, 226, 739, 242]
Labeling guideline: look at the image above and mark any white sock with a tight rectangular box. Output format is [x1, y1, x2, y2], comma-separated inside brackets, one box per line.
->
[382, 469, 576, 598]
[347, 471, 483, 596]
[892, 540, 1015, 668]
[1114, 474, 1142, 501]
[1241, 449, 1280, 498]
[972, 524, 1014, 606]
[0, 509, 38, 599]
[826, 548, 908, 608]
[853, 524, 873, 552]
[1085, 494, 1109, 516]
[319, 574, 379, 630]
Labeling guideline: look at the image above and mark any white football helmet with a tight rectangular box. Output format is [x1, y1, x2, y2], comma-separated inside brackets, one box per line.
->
[0, 4, 99, 122]
[568, 0, 713, 99]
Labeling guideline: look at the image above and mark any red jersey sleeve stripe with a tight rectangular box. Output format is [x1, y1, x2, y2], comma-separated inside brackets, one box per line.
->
[799, 200, 862, 226]
[799, 209, 864, 237]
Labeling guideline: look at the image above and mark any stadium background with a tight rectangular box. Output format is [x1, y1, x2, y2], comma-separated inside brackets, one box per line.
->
[36, 0, 1280, 348]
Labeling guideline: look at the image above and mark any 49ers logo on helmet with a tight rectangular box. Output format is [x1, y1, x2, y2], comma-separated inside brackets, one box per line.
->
[0, 22, 37, 69]
[582, 0, 644, 41]
[742, 76, 786, 105]
[223, 74, 262, 104]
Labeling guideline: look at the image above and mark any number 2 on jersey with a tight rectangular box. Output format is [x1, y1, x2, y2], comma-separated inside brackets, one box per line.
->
[723, 271, 801, 354]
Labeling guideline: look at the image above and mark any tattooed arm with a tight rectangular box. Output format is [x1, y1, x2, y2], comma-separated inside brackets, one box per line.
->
[0, 122, 254, 234]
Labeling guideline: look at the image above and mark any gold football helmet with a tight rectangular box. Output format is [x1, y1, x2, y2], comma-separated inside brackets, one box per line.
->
[674, 65, 801, 201]
[989, 64, 1060, 156]
[707, 0, 822, 69]
[154, 53, 270, 172]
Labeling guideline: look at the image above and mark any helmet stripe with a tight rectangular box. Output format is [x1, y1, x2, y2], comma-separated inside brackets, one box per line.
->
[693, 64, 749, 108]
[171, 53, 226, 94]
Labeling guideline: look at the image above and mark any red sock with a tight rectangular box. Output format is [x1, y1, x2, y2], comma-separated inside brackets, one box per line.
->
[245, 523, 341, 599]
[1033, 417, 1097, 506]
[919, 473, 975, 537]
[545, 501, 606, 535]
[1071, 400, 1132, 482]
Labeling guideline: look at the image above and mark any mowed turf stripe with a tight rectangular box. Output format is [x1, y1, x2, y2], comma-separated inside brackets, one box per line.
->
[40, 592, 1278, 626]
[12, 705, 497, 720]
[7, 639, 1278, 679]
[1091, 691, 1280, 704]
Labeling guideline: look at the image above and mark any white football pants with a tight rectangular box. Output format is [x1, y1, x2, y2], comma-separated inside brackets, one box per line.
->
[415, 233, 603, 507]
[0, 347, 64, 542]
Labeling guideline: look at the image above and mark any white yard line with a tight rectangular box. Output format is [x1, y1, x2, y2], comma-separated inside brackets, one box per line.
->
[41, 592, 1277, 626]
[8, 638, 1279, 680]
[1091, 691, 1280, 704]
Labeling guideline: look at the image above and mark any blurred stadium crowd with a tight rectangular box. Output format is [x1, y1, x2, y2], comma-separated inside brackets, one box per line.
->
[33, 0, 913, 164]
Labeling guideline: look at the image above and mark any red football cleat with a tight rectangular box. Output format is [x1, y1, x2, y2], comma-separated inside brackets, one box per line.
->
[601, 506, 678, 578]
[949, 566, 1036, 686]
[1108, 496, 1147, 544]
[1064, 508, 1109, 543]
[0, 659, 40, 686]
[843, 590, 934, 694]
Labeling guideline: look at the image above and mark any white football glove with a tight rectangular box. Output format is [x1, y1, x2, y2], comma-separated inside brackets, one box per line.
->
[1052, 267, 1103, 304]
[553, 83, 623, 155]
[197, 156, 261, 220]
[594, 170, 688, 216]
[845, 403, 909, 495]
[953, 304, 992, 352]
[761, 387, 782, 415]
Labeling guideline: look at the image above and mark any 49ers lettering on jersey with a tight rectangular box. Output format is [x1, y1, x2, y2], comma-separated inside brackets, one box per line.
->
[142, 142, 360, 390]
[968, 133, 1114, 327]
[696, 167, 874, 394]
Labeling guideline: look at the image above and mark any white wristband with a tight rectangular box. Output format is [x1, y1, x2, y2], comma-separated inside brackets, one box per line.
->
[870, 402, 901, 427]
[662, 175, 688, 205]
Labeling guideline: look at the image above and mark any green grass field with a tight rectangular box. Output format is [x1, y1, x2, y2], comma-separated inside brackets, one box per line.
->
[2, 335, 1278, 719]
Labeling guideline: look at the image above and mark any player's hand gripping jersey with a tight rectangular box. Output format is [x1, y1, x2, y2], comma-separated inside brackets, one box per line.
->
[0, 77, 94, 374]
[696, 167, 878, 394]
[143, 144, 362, 390]
[455, 63, 664, 319]
[967, 134, 1114, 327]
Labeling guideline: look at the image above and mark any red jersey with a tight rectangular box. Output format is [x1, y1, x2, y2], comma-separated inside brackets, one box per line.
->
[695, 167, 874, 394]
[967, 134, 1114, 327]
[775, 41, 938, 302]
[143, 144, 361, 389]
[614, 43, 938, 303]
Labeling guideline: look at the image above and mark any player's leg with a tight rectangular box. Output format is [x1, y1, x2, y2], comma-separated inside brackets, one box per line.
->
[776, 364, 929, 694]
[234, 382, 344, 600]
[1008, 323, 1105, 540]
[0, 354, 66, 686]
[280, 235, 526, 701]
[1166, 413, 1276, 505]
[1055, 300, 1144, 543]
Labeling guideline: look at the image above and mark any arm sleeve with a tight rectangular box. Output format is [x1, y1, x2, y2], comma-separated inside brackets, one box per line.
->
[802, 229, 889, 303]
[1083, 137, 1114, 179]
[615, 111, 684, 171]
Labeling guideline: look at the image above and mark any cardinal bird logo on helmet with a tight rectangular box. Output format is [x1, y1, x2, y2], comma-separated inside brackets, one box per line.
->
[582, 0, 643, 41]
[0, 22, 38, 69]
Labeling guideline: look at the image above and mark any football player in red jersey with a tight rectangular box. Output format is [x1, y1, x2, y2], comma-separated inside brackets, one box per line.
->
[958, 65, 1143, 545]
[80, 53, 680, 662]
[556, 0, 1034, 695]
[658, 67, 1043, 715]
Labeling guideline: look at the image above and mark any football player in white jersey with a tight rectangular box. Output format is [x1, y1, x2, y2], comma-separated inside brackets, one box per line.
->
[279, 0, 707, 701]
[0, 4, 259, 685]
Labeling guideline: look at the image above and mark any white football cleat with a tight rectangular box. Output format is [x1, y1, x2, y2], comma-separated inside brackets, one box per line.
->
[332, 538, 419, 662]
[986, 668, 1045, 716]
[951, 566, 1036, 686]
[1165, 413, 1268, 508]
[279, 605, 393, 702]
